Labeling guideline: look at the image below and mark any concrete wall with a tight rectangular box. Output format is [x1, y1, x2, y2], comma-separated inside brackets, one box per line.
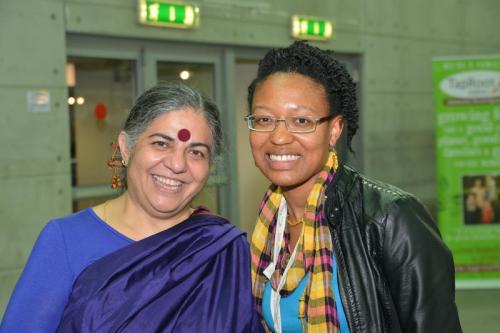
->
[0, 0, 71, 318]
[1, 0, 499, 329]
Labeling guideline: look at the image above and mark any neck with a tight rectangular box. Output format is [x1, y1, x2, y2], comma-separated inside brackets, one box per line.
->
[108, 192, 192, 240]
[282, 189, 306, 223]
[281, 173, 319, 222]
[282, 185, 311, 251]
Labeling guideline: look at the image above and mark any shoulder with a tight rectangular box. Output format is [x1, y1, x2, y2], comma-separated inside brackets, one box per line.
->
[361, 175, 437, 235]
[192, 206, 247, 236]
[351, 172, 445, 254]
[42, 208, 133, 275]
[29, 209, 99, 269]
[199, 209, 249, 246]
[340, 166, 427, 221]
[47, 208, 124, 243]
[48, 207, 97, 231]
[329, 165, 438, 236]
[20, 209, 98, 265]
[327, 165, 415, 216]
[33, 209, 94, 251]
[36, 209, 98, 249]
[358, 173, 421, 224]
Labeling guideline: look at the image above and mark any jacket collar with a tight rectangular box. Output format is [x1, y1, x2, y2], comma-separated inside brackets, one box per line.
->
[324, 164, 359, 226]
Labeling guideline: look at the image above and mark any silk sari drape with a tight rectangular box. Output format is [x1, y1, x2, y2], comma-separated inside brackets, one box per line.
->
[57, 212, 261, 332]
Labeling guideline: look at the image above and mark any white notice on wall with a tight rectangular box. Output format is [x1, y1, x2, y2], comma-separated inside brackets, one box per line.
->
[27, 90, 51, 113]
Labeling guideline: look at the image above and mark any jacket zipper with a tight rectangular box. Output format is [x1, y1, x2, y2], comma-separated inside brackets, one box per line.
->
[325, 194, 358, 333]
[332, 230, 357, 332]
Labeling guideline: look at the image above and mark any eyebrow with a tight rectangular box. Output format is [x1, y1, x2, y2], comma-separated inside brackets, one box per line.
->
[252, 104, 317, 113]
[190, 142, 212, 153]
[149, 133, 175, 142]
[149, 133, 212, 153]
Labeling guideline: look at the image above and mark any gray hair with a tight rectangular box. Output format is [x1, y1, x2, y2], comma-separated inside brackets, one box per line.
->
[123, 82, 223, 160]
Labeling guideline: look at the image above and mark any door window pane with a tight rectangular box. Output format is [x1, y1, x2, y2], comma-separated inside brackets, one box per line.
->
[67, 57, 136, 211]
[157, 62, 214, 97]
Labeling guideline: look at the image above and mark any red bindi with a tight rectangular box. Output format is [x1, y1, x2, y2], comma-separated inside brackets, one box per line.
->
[177, 128, 191, 142]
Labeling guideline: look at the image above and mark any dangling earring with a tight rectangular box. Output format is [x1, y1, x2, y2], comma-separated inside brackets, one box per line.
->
[329, 145, 339, 171]
[107, 142, 125, 189]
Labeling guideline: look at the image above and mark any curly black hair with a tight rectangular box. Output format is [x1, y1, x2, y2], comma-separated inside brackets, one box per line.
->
[247, 41, 358, 151]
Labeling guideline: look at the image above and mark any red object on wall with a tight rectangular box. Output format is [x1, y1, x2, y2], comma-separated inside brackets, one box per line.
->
[95, 103, 107, 120]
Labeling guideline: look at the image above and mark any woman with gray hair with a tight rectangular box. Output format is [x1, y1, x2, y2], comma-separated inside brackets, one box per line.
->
[1, 83, 261, 333]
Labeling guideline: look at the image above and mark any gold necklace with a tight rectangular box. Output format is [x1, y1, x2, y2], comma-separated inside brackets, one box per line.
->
[287, 216, 302, 226]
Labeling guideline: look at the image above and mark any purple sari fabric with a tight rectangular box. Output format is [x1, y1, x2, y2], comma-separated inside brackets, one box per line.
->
[57, 212, 262, 333]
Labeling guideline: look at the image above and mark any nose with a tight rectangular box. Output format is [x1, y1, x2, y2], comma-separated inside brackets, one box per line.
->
[164, 149, 187, 174]
[269, 119, 293, 145]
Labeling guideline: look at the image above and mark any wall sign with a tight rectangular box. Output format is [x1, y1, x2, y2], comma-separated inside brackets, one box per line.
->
[433, 56, 500, 286]
[26, 90, 51, 113]
[139, 0, 199, 29]
[291, 15, 333, 41]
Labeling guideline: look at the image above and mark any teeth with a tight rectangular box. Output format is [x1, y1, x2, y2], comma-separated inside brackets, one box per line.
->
[153, 175, 182, 187]
[269, 154, 300, 161]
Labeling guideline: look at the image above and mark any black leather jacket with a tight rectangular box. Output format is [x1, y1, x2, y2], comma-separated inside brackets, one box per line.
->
[324, 165, 462, 333]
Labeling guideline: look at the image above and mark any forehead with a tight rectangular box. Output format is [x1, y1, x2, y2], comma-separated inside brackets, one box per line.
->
[256, 72, 326, 95]
[145, 108, 212, 142]
[252, 73, 328, 114]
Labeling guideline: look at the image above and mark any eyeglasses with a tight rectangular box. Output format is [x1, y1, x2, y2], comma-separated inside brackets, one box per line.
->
[244, 114, 334, 133]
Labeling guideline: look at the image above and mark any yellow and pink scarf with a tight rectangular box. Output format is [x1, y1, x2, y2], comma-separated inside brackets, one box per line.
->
[251, 151, 341, 332]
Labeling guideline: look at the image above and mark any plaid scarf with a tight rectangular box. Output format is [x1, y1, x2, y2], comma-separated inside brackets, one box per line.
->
[251, 151, 340, 332]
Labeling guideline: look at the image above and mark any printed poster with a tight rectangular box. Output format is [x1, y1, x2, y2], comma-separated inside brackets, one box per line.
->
[432, 56, 500, 283]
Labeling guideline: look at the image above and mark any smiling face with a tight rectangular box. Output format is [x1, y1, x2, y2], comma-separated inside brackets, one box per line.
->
[249, 72, 343, 195]
[118, 108, 212, 220]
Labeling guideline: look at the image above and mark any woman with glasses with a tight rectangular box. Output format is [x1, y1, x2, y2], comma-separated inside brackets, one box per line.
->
[246, 41, 461, 333]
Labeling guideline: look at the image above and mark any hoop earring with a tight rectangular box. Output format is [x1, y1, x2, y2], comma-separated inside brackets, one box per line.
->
[107, 142, 125, 189]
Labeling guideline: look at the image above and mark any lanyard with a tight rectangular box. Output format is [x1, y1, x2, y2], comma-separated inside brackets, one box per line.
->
[263, 197, 301, 333]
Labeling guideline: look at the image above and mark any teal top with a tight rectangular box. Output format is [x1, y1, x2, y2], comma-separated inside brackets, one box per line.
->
[262, 256, 350, 333]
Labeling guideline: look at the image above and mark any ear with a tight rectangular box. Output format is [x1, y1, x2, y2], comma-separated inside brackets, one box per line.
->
[329, 115, 344, 147]
[117, 131, 130, 165]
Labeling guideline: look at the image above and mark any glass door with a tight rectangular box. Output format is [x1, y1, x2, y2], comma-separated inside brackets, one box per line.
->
[66, 35, 230, 218]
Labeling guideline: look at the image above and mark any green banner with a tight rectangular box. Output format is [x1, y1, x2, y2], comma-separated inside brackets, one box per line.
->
[432, 56, 500, 284]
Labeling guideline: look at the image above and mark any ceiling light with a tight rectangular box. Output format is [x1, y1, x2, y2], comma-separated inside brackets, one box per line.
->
[179, 70, 190, 80]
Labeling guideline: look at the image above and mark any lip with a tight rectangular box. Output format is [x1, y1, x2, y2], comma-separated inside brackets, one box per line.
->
[152, 174, 184, 192]
[265, 153, 301, 170]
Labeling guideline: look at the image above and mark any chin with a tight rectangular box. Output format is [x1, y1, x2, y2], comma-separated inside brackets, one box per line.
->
[267, 173, 301, 187]
[150, 197, 183, 212]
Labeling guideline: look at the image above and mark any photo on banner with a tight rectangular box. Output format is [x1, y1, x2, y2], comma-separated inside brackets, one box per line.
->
[462, 174, 499, 226]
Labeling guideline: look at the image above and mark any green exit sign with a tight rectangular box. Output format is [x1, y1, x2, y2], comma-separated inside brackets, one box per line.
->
[291, 15, 334, 41]
[139, 0, 199, 29]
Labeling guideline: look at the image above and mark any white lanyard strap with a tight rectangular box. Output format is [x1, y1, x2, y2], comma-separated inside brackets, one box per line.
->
[263, 198, 300, 333]
[263, 197, 287, 280]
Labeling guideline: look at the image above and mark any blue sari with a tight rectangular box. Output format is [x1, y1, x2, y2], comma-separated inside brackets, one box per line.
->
[57, 211, 262, 332]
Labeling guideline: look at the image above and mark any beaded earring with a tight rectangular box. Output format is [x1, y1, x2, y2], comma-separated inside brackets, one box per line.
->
[107, 142, 125, 189]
